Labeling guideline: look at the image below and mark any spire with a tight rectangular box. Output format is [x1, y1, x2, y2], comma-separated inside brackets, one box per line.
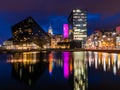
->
[48, 24, 53, 35]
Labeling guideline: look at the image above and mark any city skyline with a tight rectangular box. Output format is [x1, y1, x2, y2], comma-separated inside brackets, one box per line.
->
[0, 0, 120, 44]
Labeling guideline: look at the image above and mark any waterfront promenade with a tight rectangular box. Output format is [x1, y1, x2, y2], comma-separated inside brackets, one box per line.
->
[0, 48, 120, 53]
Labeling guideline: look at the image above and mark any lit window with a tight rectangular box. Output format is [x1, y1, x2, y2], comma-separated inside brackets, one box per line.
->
[73, 16, 77, 18]
[76, 24, 80, 26]
[83, 24, 86, 26]
[73, 10, 75, 12]
[78, 19, 83, 21]
[81, 13, 84, 15]
[76, 9, 80, 12]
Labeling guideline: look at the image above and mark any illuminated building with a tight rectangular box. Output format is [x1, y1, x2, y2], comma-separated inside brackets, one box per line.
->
[3, 38, 14, 49]
[116, 26, 120, 34]
[11, 16, 50, 48]
[48, 24, 53, 35]
[68, 9, 87, 48]
[116, 26, 120, 49]
[50, 34, 63, 48]
[63, 24, 69, 38]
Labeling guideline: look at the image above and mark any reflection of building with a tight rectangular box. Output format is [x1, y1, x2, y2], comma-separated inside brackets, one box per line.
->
[68, 9, 87, 48]
[73, 52, 88, 90]
[63, 52, 70, 79]
[47, 51, 73, 79]
[86, 51, 120, 75]
[11, 16, 50, 49]
[7, 52, 48, 86]
[48, 53, 53, 76]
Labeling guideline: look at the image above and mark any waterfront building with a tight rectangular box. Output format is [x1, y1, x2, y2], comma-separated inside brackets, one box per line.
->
[85, 28, 117, 49]
[3, 38, 14, 49]
[50, 34, 63, 48]
[116, 26, 120, 34]
[68, 9, 87, 48]
[63, 24, 69, 39]
[11, 16, 50, 49]
[116, 26, 120, 49]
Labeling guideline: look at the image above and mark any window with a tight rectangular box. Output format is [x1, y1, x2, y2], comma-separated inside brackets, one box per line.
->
[76, 9, 80, 12]
[83, 24, 86, 27]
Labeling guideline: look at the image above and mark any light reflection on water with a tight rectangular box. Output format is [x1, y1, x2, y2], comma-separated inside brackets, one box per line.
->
[2, 51, 88, 90]
[86, 51, 120, 76]
[1, 51, 120, 90]
[73, 52, 88, 90]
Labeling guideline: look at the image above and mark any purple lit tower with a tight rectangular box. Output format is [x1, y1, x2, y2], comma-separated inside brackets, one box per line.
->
[63, 24, 69, 38]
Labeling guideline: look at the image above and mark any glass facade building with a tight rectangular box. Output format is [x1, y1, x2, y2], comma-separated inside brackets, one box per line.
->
[11, 17, 50, 48]
[68, 9, 87, 48]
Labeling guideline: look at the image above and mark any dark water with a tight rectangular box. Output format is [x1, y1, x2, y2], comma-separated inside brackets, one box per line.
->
[0, 51, 120, 90]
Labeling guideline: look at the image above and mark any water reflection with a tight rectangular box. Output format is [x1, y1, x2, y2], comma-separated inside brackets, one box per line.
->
[4, 51, 88, 90]
[86, 51, 120, 75]
[7, 52, 48, 86]
[48, 53, 53, 76]
[63, 52, 70, 79]
[73, 52, 88, 90]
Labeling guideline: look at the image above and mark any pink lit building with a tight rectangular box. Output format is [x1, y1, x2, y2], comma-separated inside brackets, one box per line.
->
[63, 24, 69, 38]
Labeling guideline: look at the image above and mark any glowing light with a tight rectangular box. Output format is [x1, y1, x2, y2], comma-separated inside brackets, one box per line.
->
[6, 52, 38, 64]
[70, 59, 73, 73]
[87, 51, 120, 76]
[94, 52, 98, 69]
[102, 53, 106, 71]
[113, 65, 116, 75]
[48, 53, 53, 76]
[63, 24, 69, 38]
[116, 26, 120, 31]
[63, 52, 70, 79]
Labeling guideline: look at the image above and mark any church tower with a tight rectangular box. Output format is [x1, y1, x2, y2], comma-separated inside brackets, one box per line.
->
[48, 24, 53, 35]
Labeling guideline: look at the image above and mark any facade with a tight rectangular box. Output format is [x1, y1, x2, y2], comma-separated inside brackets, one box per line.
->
[3, 38, 14, 49]
[116, 26, 120, 48]
[85, 28, 117, 49]
[68, 9, 87, 48]
[63, 24, 69, 39]
[116, 26, 120, 34]
[50, 34, 63, 48]
[11, 16, 50, 49]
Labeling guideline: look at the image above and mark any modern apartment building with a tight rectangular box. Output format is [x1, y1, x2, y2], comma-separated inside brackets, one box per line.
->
[68, 9, 87, 48]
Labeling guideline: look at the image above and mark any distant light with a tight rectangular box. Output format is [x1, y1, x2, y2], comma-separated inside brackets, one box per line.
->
[112, 32, 116, 35]
[116, 26, 120, 31]
[108, 38, 110, 40]
[102, 35, 106, 38]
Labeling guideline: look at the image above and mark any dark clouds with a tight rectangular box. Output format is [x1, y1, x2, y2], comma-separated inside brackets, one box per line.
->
[0, 0, 120, 16]
[0, 0, 120, 44]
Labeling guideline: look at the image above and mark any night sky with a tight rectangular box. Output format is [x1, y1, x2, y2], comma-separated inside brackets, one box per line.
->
[0, 0, 120, 44]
